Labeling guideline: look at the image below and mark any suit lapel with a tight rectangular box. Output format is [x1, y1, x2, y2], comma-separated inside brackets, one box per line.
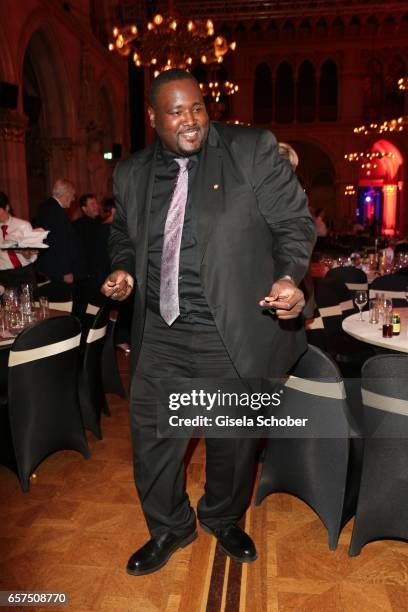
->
[132, 140, 158, 288]
[196, 123, 223, 264]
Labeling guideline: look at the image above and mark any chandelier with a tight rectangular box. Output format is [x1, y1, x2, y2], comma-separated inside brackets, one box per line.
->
[344, 184, 356, 196]
[353, 117, 407, 135]
[398, 77, 408, 90]
[344, 151, 395, 161]
[108, 14, 236, 75]
[199, 80, 239, 103]
[353, 74, 408, 135]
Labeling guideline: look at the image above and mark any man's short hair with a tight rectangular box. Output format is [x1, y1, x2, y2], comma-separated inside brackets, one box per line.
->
[149, 69, 198, 108]
[52, 178, 75, 198]
[278, 142, 299, 171]
[79, 193, 96, 209]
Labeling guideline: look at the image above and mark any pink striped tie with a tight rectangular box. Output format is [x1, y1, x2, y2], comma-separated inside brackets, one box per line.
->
[160, 158, 189, 325]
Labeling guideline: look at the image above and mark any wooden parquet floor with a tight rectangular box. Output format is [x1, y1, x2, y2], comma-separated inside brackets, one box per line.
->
[1, 353, 408, 612]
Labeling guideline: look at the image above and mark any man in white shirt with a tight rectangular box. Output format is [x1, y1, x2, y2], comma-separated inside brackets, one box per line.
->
[0, 192, 38, 287]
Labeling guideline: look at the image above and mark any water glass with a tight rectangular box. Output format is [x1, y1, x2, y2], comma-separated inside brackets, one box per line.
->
[354, 290, 368, 321]
[7, 306, 23, 334]
[0, 305, 7, 335]
[3, 287, 19, 311]
[20, 289, 34, 323]
[369, 299, 379, 324]
[39, 296, 49, 319]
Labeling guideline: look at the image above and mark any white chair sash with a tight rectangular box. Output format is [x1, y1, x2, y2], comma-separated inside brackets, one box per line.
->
[86, 304, 100, 315]
[346, 283, 368, 291]
[9, 333, 81, 366]
[319, 305, 342, 318]
[86, 325, 108, 344]
[362, 388, 408, 416]
[285, 375, 346, 400]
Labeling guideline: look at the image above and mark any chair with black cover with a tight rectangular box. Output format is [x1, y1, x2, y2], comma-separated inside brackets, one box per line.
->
[78, 303, 110, 439]
[77, 303, 101, 345]
[256, 344, 362, 550]
[349, 354, 408, 556]
[394, 242, 408, 256]
[304, 305, 327, 352]
[34, 281, 73, 313]
[0, 316, 90, 491]
[325, 278, 358, 319]
[102, 311, 128, 399]
[326, 266, 368, 292]
[370, 273, 407, 308]
[314, 278, 374, 376]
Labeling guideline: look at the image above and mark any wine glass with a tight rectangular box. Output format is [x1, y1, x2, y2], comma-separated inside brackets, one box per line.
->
[354, 290, 368, 321]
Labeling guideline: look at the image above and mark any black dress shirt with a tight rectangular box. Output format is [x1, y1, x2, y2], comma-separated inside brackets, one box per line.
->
[146, 145, 215, 325]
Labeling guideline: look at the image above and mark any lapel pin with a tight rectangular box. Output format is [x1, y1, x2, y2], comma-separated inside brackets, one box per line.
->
[213, 183, 220, 190]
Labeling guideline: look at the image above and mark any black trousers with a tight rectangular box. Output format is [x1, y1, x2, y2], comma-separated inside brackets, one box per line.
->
[131, 309, 258, 538]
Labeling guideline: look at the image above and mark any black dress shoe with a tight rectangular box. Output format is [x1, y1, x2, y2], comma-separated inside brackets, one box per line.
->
[200, 523, 257, 563]
[126, 530, 197, 576]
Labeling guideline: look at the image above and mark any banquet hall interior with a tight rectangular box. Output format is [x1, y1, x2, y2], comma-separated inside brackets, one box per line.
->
[1, 1, 408, 611]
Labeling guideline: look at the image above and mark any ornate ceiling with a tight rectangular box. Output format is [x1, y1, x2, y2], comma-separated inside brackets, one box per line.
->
[118, 0, 408, 22]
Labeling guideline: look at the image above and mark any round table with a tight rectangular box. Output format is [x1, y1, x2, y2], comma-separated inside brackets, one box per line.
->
[342, 307, 408, 353]
[0, 309, 69, 349]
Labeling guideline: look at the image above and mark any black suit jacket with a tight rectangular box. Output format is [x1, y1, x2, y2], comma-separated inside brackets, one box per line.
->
[109, 123, 316, 379]
[36, 197, 85, 282]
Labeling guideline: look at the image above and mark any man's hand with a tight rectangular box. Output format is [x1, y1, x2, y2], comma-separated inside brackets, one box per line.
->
[63, 273, 74, 284]
[101, 269, 134, 301]
[259, 278, 305, 320]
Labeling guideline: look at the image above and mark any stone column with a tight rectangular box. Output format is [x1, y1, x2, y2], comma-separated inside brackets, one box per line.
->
[0, 110, 29, 218]
[341, 47, 363, 123]
[48, 137, 75, 188]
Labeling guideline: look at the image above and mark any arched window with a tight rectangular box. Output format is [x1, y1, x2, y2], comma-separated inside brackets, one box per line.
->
[318, 60, 337, 121]
[382, 15, 396, 35]
[299, 19, 311, 38]
[282, 20, 295, 39]
[316, 18, 328, 36]
[275, 61, 295, 123]
[267, 19, 279, 39]
[349, 15, 362, 34]
[219, 23, 230, 36]
[401, 13, 408, 33]
[363, 58, 383, 120]
[251, 21, 262, 32]
[297, 60, 316, 122]
[332, 17, 344, 36]
[366, 15, 379, 35]
[253, 62, 273, 124]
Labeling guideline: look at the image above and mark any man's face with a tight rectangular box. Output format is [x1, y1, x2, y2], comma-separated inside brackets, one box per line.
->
[0, 207, 9, 223]
[83, 197, 100, 218]
[148, 79, 209, 156]
[60, 189, 75, 208]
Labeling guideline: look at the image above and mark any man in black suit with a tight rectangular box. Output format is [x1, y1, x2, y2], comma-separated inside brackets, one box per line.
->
[36, 179, 85, 300]
[74, 193, 108, 305]
[102, 69, 316, 575]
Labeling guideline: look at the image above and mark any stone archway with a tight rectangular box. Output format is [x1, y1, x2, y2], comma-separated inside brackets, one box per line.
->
[22, 27, 73, 217]
[358, 139, 403, 235]
[288, 140, 337, 224]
